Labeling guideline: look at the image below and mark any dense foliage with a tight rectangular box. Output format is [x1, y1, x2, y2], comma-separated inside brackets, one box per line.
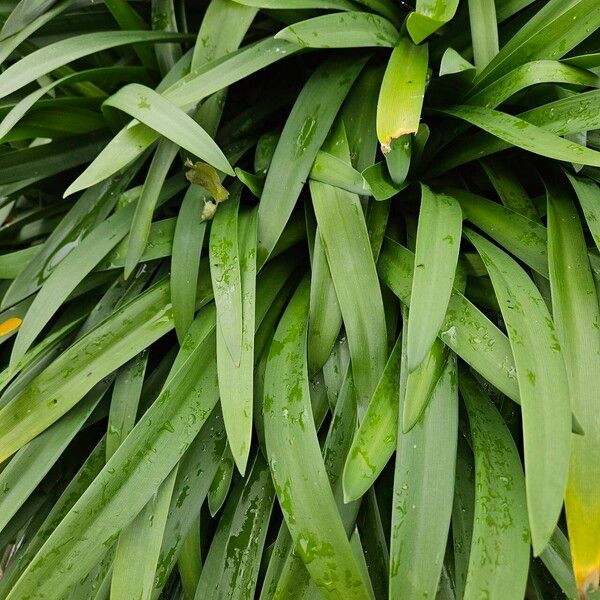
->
[0, 0, 599, 598]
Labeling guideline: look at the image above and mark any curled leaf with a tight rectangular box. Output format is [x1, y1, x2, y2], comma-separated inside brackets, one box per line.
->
[185, 159, 230, 203]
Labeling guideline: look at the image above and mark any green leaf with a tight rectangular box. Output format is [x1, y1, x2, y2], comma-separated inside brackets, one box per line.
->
[152, 408, 227, 595]
[310, 150, 371, 195]
[467, 60, 600, 109]
[201, 453, 275, 599]
[439, 47, 476, 78]
[343, 334, 402, 503]
[566, 172, 600, 253]
[2, 164, 138, 307]
[233, 0, 356, 7]
[389, 346, 458, 598]
[467, 0, 499, 72]
[0, 66, 149, 141]
[0, 30, 192, 99]
[106, 350, 148, 460]
[66, 37, 300, 195]
[210, 193, 242, 363]
[208, 446, 235, 516]
[257, 54, 367, 263]
[263, 277, 374, 599]
[0, 0, 77, 64]
[377, 36, 428, 150]
[171, 188, 207, 341]
[0, 247, 39, 281]
[1, 0, 69, 39]
[111, 469, 177, 600]
[0, 437, 107, 595]
[124, 140, 178, 278]
[433, 89, 600, 174]
[546, 177, 600, 595]
[8, 194, 148, 367]
[310, 123, 387, 410]
[213, 205, 257, 475]
[362, 161, 408, 201]
[5, 306, 219, 600]
[0, 132, 107, 188]
[385, 135, 412, 185]
[407, 185, 462, 372]
[464, 228, 571, 554]
[439, 105, 600, 167]
[274, 12, 399, 49]
[307, 230, 342, 376]
[539, 527, 578, 599]
[460, 372, 530, 599]
[177, 516, 202, 599]
[480, 157, 540, 220]
[452, 435, 475, 600]
[407, 0, 459, 44]
[402, 337, 449, 433]
[102, 83, 234, 176]
[0, 277, 181, 462]
[473, 0, 600, 88]
[379, 237, 520, 404]
[0, 382, 107, 533]
[446, 187, 548, 277]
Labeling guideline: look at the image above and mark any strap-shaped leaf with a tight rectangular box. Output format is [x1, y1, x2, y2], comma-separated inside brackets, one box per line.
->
[0, 30, 191, 99]
[547, 178, 600, 596]
[102, 83, 233, 175]
[207, 446, 235, 516]
[275, 12, 399, 49]
[460, 372, 530, 599]
[343, 334, 402, 502]
[467, 0, 499, 72]
[465, 228, 571, 554]
[0, 278, 180, 462]
[171, 188, 206, 341]
[432, 89, 600, 175]
[445, 187, 548, 277]
[377, 36, 428, 150]
[257, 54, 366, 263]
[264, 277, 373, 599]
[474, 0, 600, 88]
[390, 342, 458, 599]
[406, 0, 459, 44]
[440, 105, 600, 167]
[111, 468, 177, 600]
[0, 382, 107, 533]
[213, 206, 257, 475]
[407, 185, 462, 372]
[467, 60, 600, 108]
[310, 123, 387, 411]
[234, 0, 356, 7]
[403, 337, 449, 432]
[379, 237, 520, 403]
[307, 230, 342, 376]
[567, 172, 600, 253]
[6, 256, 295, 600]
[66, 37, 301, 196]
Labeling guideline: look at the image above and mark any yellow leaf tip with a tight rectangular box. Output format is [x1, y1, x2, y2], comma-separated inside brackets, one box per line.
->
[380, 129, 417, 154]
[0, 317, 22, 337]
[575, 563, 600, 599]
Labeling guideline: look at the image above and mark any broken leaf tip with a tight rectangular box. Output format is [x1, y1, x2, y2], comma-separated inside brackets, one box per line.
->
[380, 129, 417, 154]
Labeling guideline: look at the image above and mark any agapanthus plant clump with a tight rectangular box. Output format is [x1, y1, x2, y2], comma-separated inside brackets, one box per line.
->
[0, 0, 599, 598]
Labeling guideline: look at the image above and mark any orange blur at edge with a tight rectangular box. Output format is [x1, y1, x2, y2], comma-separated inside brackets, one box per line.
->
[0, 317, 22, 336]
